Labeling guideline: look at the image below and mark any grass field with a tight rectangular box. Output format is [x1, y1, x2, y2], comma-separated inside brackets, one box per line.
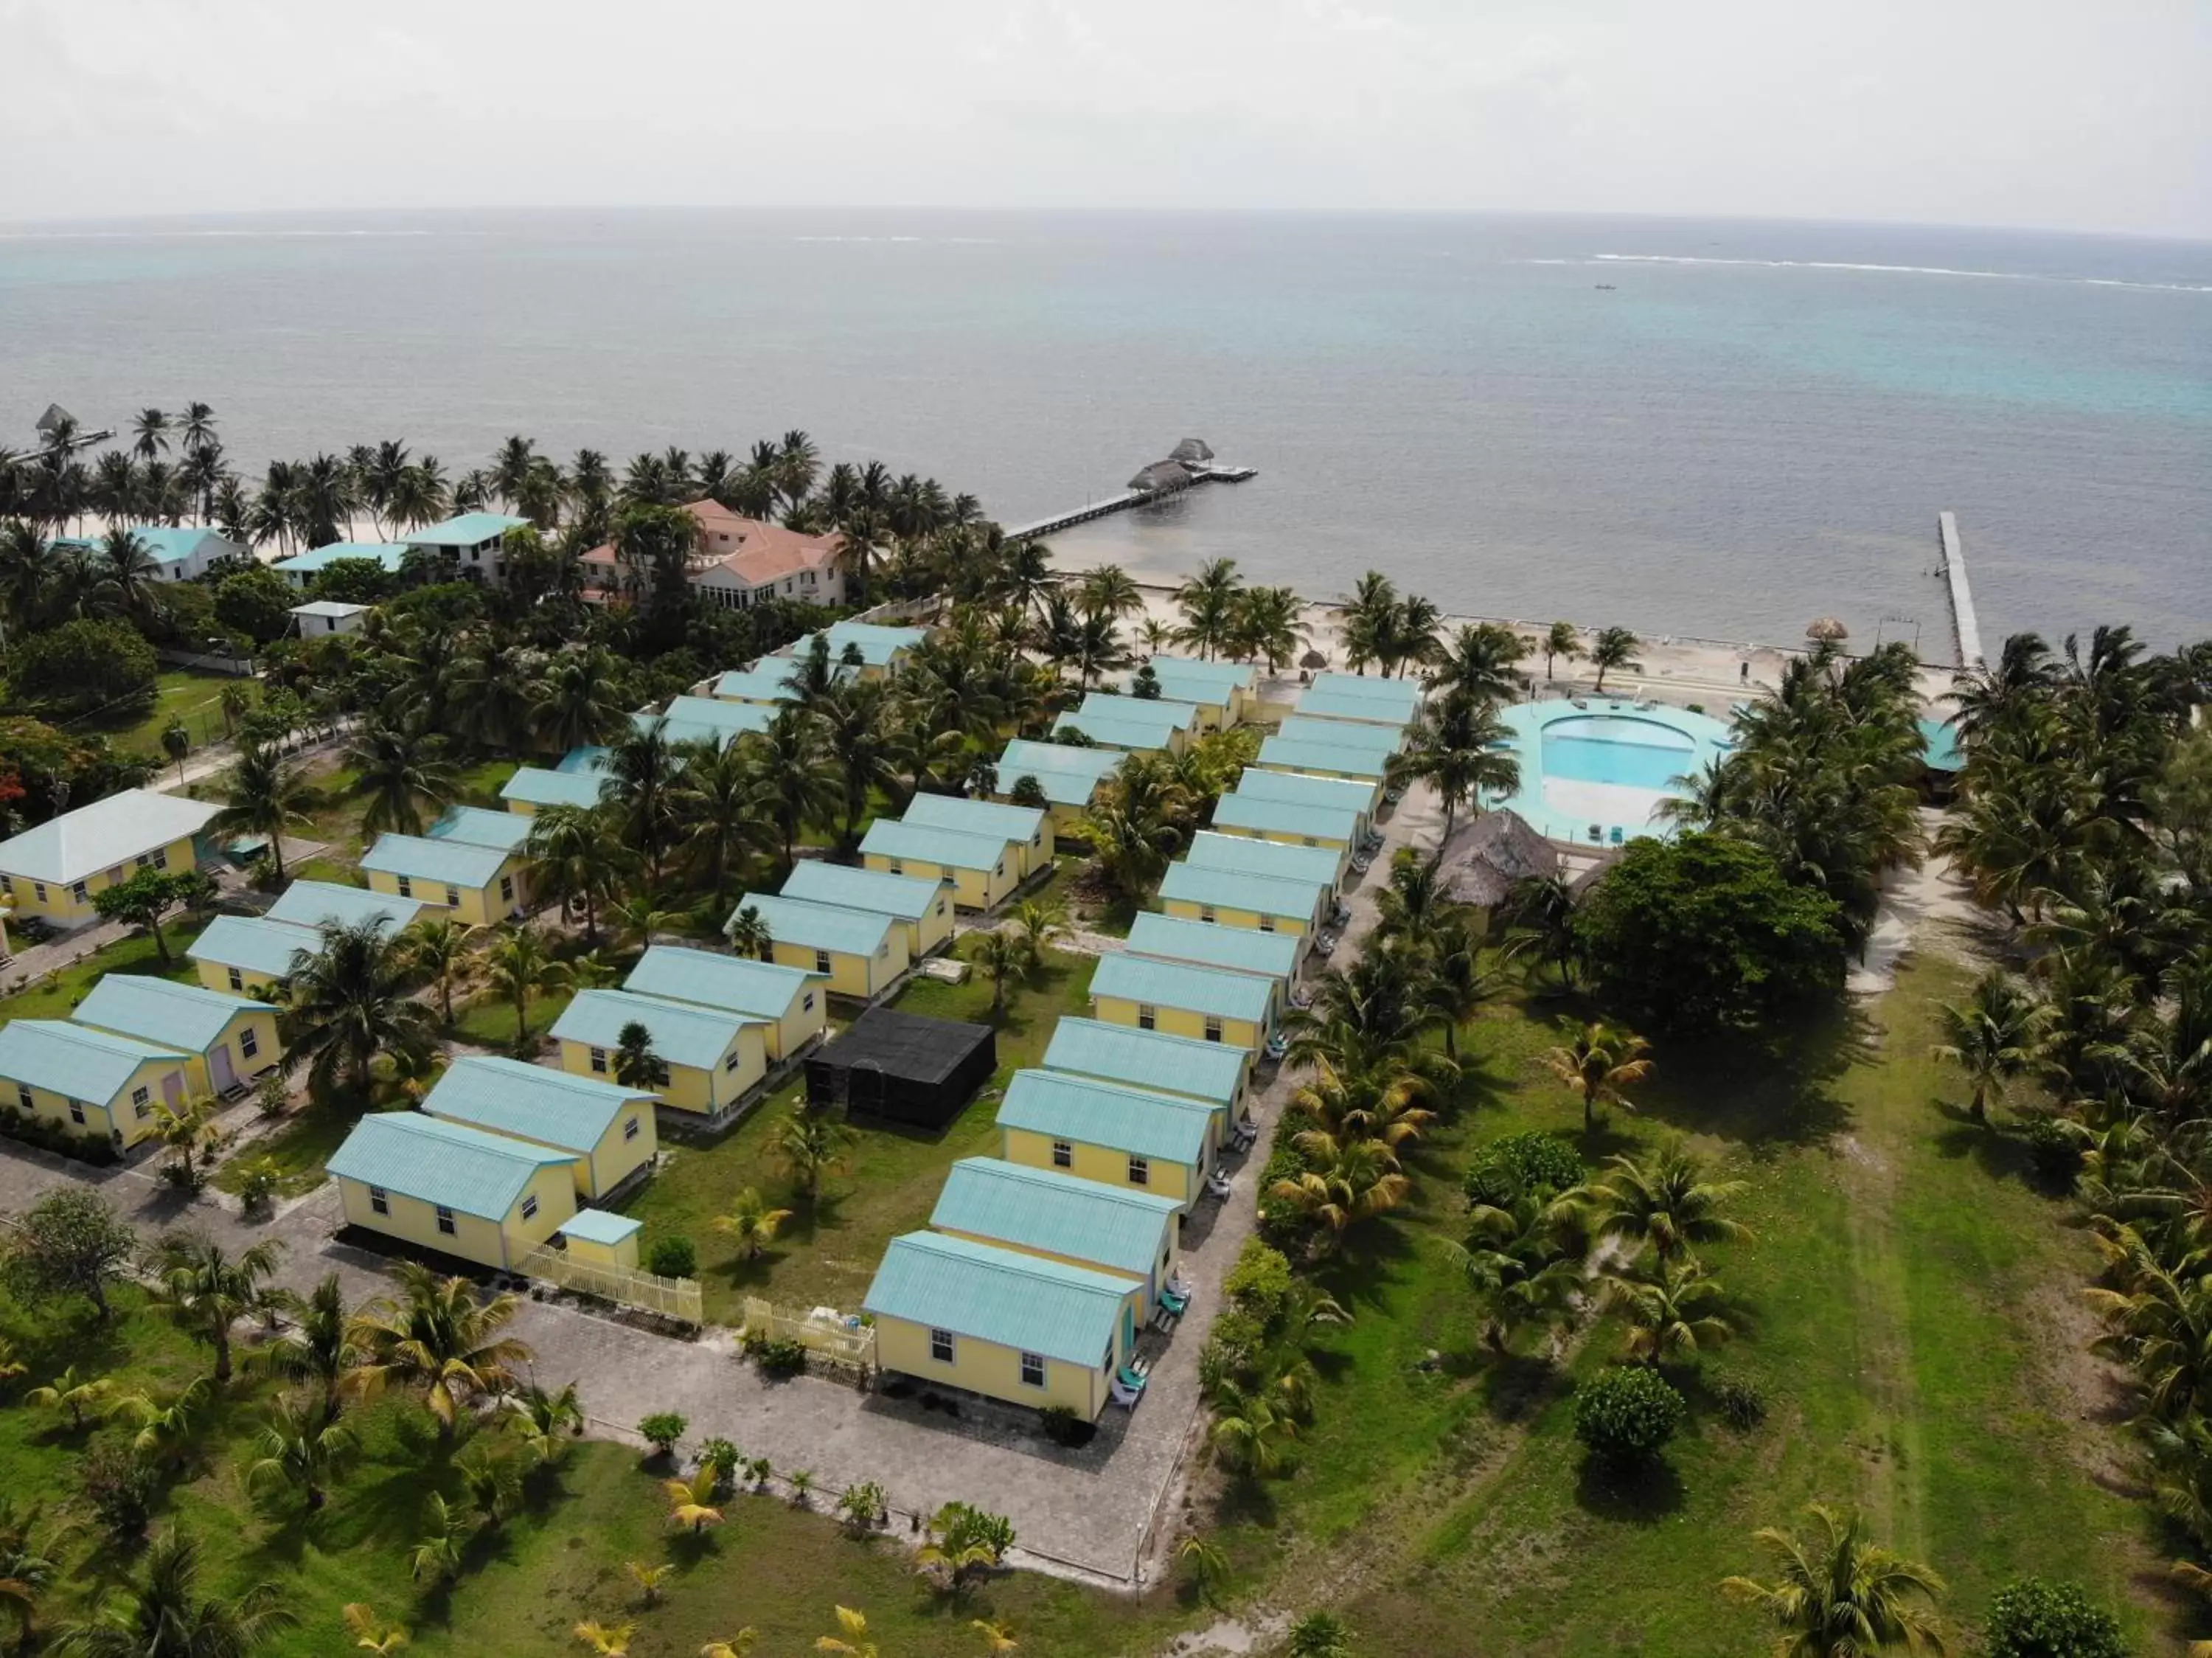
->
[0, 929, 200, 1019]
[617, 944, 1099, 1321]
[69, 666, 244, 760]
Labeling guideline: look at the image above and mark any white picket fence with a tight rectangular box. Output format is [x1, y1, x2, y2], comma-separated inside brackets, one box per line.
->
[520, 1246, 703, 1325]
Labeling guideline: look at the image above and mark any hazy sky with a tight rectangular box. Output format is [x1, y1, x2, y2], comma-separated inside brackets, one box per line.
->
[3, 0, 2206, 237]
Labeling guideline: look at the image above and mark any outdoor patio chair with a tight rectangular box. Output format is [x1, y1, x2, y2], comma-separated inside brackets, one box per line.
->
[1109, 1375, 1144, 1409]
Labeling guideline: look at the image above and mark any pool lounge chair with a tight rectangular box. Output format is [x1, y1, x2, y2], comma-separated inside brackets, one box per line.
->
[1159, 1285, 1190, 1317]
[1109, 1374, 1144, 1408]
[1610, 826, 1625, 845]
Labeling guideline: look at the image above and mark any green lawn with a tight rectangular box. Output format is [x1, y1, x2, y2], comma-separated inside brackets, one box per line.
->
[78, 667, 243, 760]
[617, 946, 1098, 1321]
[453, 984, 577, 1055]
[1193, 957, 2167, 1652]
[0, 929, 198, 1019]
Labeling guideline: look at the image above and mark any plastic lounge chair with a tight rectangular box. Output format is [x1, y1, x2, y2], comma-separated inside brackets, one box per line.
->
[1158, 1286, 1190, 1317]
[1109, 1375, 1143, 1408]
[1610, 826, 1625, 845]
[1116, 1364, 1150, 1393]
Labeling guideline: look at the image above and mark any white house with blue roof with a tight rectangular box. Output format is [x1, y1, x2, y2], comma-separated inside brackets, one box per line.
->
[402, 512, 529, 584]
[327, 1111, 579, 1270]
[265, 878, 426, 934]
[0, 1019, 192, 1151]
[273, 541, 410, 588]
[55, 526, 245, 583]
[421, 1055, 658, 1200]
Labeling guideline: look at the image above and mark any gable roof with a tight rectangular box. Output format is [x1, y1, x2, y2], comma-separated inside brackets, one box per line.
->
[1186, 830, 1341, 888]
[1125, 913, 1301, 983]
[500, 766, 609, 811]
[1088, 951, 1278, 1023]
[125, 526, 239, 566]
[780, 861, 946, 921]
[932, 1158, 1180, 1278]
[1079, 690, 1200, 727]
[550, 989, 757, 1072]
[1276, 715, 1401, 757]
[1293, 682, 1421, 727]
[327, 1112, 575, 1218]
[1000, 740, 1125, 786]
[0, 1019, 187, 1103]
[1209, 791, 1363, 844]
[0, 789, 220, 885]
[712, 663, 801, 703]
[1256, 735, 1391, 780]
[265, 879, 425, 934]
[403, 512, 528, 547]
[1231, 766, 1377, 818]
[997, 1069, 1214, 1165]
[624, 944, 818, 1018]
[428, 805, 532, 853]
[646, 696, 777, 745]
[274, 541, 409, 575]
[187, 914, 321, 979]
[1051, 704, 1186, 752]
[359, 833, 511, 889]
[421, 1055, 652, 1154]
[1042, 1017, 1247, 1108]
[72, 977, 270, 1052]
[1157, 861, 1326, 923]
[1138, 656, 1256, 701]
[782, 621, 926, 668]
[1304, 671, 1422, 717]
[559, 1209, 643, 1247]
[860, 819, 1012, 875]
[864, 1231, 1133, 1367]
[555, 746, 612, 775]
[728, 892, 896, 957]
[899, 794, 1045, 845]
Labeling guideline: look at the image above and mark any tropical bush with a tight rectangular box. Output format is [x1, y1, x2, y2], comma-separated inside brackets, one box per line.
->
[1981, 1577, 2129, 1658]
[646, 1235, 698, 1278]
[13, 618, 158, 715]
[1464, 1131, 1585, 1207]
[636, 1412, 687, 1458]
[1571, 1366, 1686, 1466]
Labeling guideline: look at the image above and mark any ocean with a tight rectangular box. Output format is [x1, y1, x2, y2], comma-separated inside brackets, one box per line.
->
[1, 209, 2206, 652]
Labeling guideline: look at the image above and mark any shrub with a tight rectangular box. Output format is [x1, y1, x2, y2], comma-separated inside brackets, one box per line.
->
[212, 566, 297, 644]
[837, 1480, 887, 1533]
[13, 620, 159, 717]
[1982, 1578, 2129, 1658]
[1572, 1367, 1686, 1466]
[698, 1436, 740, 1491]
[647, 1235, 697, 1278]
[81, 1440, 159, 1538]
[636, 1412, 687, 1457]
[1198, 1309, 1267, 1397]
[1040, 1404, 1091, 1447]
[2023, 1117, 2084, 1188]
[1710, 1373, 1768, 1430]
[1464, 1131, 1585, 1207]
[1223, 1238, 1293, 1323]
[752, 1335, 807, 1378]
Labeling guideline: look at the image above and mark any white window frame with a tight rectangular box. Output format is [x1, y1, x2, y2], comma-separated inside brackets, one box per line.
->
[1137, 1002, 1157, 1031]
[239, 1027, 259, 1058]
[435, 1205, 457, 1235]
[131, 1086, 152, 1118]
[815, 948, 832, 974]
[1051, 1139, 1073, 1168]
[624, 1115, 641, 1141]
[1128, 1155, 1150, 1186]
[395, 875, 413, 898]
[445, 885, 462, 907]
[227, 968, 244, 992]
[588, 1047, 608, 1074]
[368, 1186, 390, 1215]
[1203, 1016, 1224, 1043]
[521, 1194, 539, 1221]
[929, 1328, 955, 1364]
[1019, 1351, 1046, 1388]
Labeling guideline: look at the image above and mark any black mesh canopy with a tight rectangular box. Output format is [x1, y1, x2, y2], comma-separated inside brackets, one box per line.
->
[805, 1008, 998, 1129]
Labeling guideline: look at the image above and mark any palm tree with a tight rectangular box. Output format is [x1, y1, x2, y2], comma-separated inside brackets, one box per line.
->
[1719, 1505, 1947, 1657]
[817, 1607, 880, 1658]
[210, 743, 315, 881]
[815, 680, 904, 853]
[484, 926, 571, 1047]
[1543, 1019, 1653, 1142]
[613, 1021, 669, 1090]
[408, 1494, 474, 1585]
[1267, 1131, 1411, 1255]
[246, 1393, 358, 1510]
[603, 720, 682, 884]
[768, 1106, 855, 1205]
[149, 1095, 223, 1190]
[699, 1635, 759, 1658]
[712, 1188, 793, 1260]
[1590, 626, 1643, 693]
[1076, 563, 1144, 623]
[1208, 1384, 1300, 1477]
[742, 710, 842, 878]
[531, 650, 629, 751]
[574, 1621, 635, 1658]
[1602, 1258, 1739, 1365]
[0, 1499, 60, 1649]
[1431, 622, 1528, 704]
[1390, 594, 1444, 679]
[1542, 620, 1582, 683]
[341, 1605, 408, 1657]
[1450, 1190, 1587, 1354]
[965, 926, 1037, 1021]
[248, 1274, 355, 1417]
[1401, 692, 1520, 844]
[1930, 969, 2050, 1125]
[1174, 558, 1244, 660]
[525, 804, 622, 946]
[402, 918, 473, 1026]
[344, 1263, 532, 1435]
[507, 1381, 585, 1466]
[52, 1532, 293, 1658]
[285, 918, 436, 1095]
[667, 738, 765, 902]
[726, 903, 773, 960]
[344, 722, 460, 837]
[1287, 1613, 1354, 1658]
[147, 1232, 286, 1383]
[24, 1367, 112, 1432]
[131, 409, 170, 461]
[661, 1467, 723, 1535]
[1575, 1143, 1754, 1264]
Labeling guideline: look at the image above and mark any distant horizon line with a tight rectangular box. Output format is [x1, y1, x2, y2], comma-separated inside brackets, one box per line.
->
[1, 202, 2206, 249]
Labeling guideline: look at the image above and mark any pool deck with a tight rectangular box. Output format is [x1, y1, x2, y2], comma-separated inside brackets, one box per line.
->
[1482, 696, 1736, 848]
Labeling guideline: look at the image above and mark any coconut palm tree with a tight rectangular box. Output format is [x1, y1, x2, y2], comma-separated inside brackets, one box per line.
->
[147, 1232, 286, 1383]
[1575, 1143, 1755, 1265]
[0, 1499, 60, 1648]
[1718, 1505, 1947, 1657]
[344, 1264, 532, 1435]
[246, 1393, 358, 1510]
[1388, 594, 1444, 679]
[210, 743, 315, 881]
[131, 409, 170, 461]
[52, 1530, 294, 1658]
[603, 719, 682, 885]
[1401, 692, 1520, 844]
[24, 1367, 112, 1432]
[1268, 1131, 1411, 1255]
[1930, 969, 2051, 1125]
[698, 1634, 759, 1658]
[524, 803, 622, 946]
[285, 918, 436, 1095]
[1450, 1189, 1587, 1354]
[484, 926, 571, 1047]
[401, 917, 473, 1026]
[248, 1274, 355, 1418]
[817, 1607, 880, 1658]
[507, 1381, 584, 1466]
[964, 925, 1037, 1021]
[341, 1604, 408, 1657]
[148, 1095, 223, 1190]
[1174, 558, 1243, 660]
[531, 649, 629, 751]
[711, 1188, 793, 1261]
[726, 903, 773, 960]
[660, 1467, 723, 1535]
[1208, 1384, 1300, 1477]
[1543, 1019, 1653, 1142]
[667, 738, 765, 903]
[1601, 1258, 1739, 1365]
[344, 722, 460, 838]
[612, 1021, 668, 1091]
[1431, 622, 1528, 704]
[1542, 620, 1582, 683]
[1076, 564, 1144, 623]
[1590, 626, 1643, 693]
[768, 1106, 855, 1206]
[740, 710, 841, 878]
[408, 1494, 474, 1585]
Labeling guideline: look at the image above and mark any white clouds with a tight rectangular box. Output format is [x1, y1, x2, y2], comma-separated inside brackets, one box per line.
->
[0, 0, 2204, 236]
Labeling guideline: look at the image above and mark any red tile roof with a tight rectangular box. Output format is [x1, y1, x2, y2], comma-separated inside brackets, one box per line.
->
[581, 501, 843, 592]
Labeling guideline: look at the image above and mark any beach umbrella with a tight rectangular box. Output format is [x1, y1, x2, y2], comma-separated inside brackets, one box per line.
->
[1805, 617, 1849, 642]
[1300, 648, 1329, 670]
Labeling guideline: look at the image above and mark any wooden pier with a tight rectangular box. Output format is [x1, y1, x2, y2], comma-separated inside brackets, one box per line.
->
[1935, 510, 1985, 670]
[1005, 460, 1257, 544]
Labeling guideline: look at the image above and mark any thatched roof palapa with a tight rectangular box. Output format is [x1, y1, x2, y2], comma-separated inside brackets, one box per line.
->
[1127, 460, 1195, 494]
[1806, 617, 1849, 642]
[1435, 808, 1559, 908]
[34, 403, 74, 434]
[1169, 437, 1215, 465]
[1299, 648, 1329, 670]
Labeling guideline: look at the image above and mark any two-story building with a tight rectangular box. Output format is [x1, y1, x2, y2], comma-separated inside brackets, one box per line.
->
[402, 513, 531, 584]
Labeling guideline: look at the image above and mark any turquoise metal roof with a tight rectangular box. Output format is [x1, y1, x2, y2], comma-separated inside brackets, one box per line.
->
[995, 764, 1105, 808]
[729, 892, 895, 957]
[932, 1158, 1179, 1279]
[555, 746, 611, 775]
[712, 664, 801, 702]
[1158, 861, 1326, 923]
[559, 1209, 642, 1246]
[1000, 740, 1124, 786]
[1211, 791, 1363, 844]
[783, 621, 925, 668]
[428, 805, 532, 853]
[863, 1231, 1132, 1367]
[1042, 1017, 1246, 1108]
[1080, 690, 1199, 726]
[187, 914, 321, 979]
[327, 1112, 575, 1219]
[1256, 735, 1391, 780]
[1306, 671, 1422, 715]
[860, 819, 1012, 875]
[1052, 706, 1184, 751]
[551, 989, 756, 1072]
[1293, 683, 1419, 727]
[625, 944, 817, 1017]
[998, 1069, 1214, 1165]
[1186, 830, 1342, 889]
[501, 766, 608, 811]
[0, 1018, 186, 1103]
[124, 526, 234, 565]
[1088, 951, 1278, 1024]
[274, 541, 408, 575]
[1126, 913, 1299, 984]
[1231, 767, 1378, 817]
[655, 696, 776, 741]
[405, 512, 527, 547]
[72, 977, 270, 1053]
[0, 788, 220, 886]
[900, 794, 1045, 846]
[265, 878, 425, 933]
[1138, 656, 1255, 700]
[422, 1055, 650, 1154]
[359, 832, 511, 889]
[781, 861, 946, 920]
[1278, 715, 1400, 757]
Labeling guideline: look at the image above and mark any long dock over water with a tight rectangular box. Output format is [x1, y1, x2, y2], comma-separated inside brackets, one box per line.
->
[1936, 510, 1985, 670]
[1005, 462, 1256, 543]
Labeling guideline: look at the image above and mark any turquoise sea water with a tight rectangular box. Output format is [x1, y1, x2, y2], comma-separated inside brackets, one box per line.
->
[1, 209, 2205, 647]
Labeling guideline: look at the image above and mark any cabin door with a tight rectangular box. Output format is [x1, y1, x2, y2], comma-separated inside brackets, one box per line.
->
[161, 1072, 185, 1105]
[210, 1044, 237, 1093]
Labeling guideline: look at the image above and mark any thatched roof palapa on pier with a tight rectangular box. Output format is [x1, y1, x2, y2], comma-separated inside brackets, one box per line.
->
[1127, 460, 1195, 493]
[1169, 437, 1215, 465]
[1805, 617, 1849, 642]
[34, 404, 74, 435]
[1435, 808, 1558, 908]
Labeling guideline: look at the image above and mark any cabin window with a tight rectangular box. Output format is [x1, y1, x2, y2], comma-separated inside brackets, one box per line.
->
[877, 942, 889, 958]
[724, 1050, 743, 1073]
[589, 1047, 608, 1074]
[227, 968, 244, 992]
[69, 1102, 85, 1124]
[521, 1194, 539, 1221]
[32, 882, 46, 903]
[134, 856, 150, 872]
[1303, 836, 1319, 847]
[395, 875, 413, 898]
[70, 882, 88, 904]
[936, 898, 947, 917]
[368, 1186, 389, 1215]
[1200, 906, 1217, 924]
[500, 875, 515, 903]
[814, 948, 832, 975]
[1051, 1140, 1073, 1168]
[1137, 1003, 1157, 1031]
[803, 991, 816, 1012]
[929, 1328, 955, 1364]
[239, 1027, 260, 1058]
[1204, 1016, 1223, 1043]
[434, 1205, 456, 1235]
[153, 847, 169, 870]
[887, 859, 902, 875]
[1019, 1351, 1046, 1388]
[15, 1086, 32, 1113]
[0, 877, 10, 897]
[445, 886, 462, 907]
[1128, 1155, 1150, 1186]
[624, 1114, 641, 1141]
[1258, 915, 1277, 932]
[131, 1086, 151, 1118]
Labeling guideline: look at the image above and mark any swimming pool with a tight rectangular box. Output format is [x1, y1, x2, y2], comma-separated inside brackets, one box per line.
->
[1542, 716, 1699, 791]
[1480, 700, 1735, 846]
